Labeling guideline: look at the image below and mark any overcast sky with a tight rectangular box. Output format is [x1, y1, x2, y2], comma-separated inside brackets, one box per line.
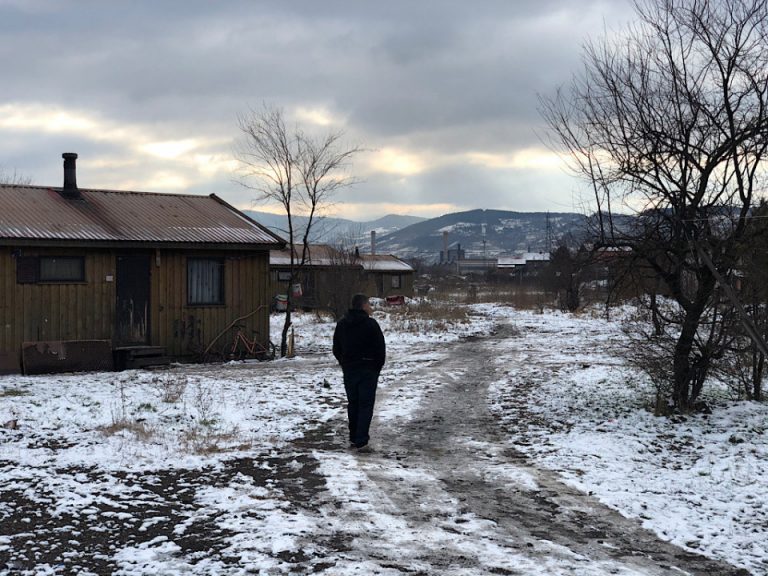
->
[0, 0, 632, 220]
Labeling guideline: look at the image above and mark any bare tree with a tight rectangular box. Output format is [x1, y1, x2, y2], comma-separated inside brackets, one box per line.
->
[542, 0, 768, 411]
[235, 104, 361, 356]
[0, 167, 31, 185]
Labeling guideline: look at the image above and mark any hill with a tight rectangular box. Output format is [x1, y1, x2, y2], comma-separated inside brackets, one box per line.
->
[373, 209, 588, 261]
[244, 211, 425, 243]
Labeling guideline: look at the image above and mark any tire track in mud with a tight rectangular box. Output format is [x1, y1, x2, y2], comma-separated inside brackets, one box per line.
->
[331, 323, 749, 575]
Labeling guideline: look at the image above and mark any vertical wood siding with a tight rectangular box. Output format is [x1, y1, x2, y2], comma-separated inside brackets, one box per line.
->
[0, 247, 272, 365]
[151, 250, 270, 358]
[0, 247, 115, 354]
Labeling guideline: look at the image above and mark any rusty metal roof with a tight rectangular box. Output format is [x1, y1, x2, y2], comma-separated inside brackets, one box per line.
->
[0, 185, 285, 247]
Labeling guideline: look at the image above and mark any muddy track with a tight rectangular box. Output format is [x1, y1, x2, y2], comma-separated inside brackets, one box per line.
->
[316, 323, 749, 575]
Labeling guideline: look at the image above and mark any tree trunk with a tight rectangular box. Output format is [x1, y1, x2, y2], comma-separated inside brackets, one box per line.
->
[281, 307, 291, 358]
[753, 346, 764, 401]
[672, 334, 693, 411]
[672, 272, 717, 412]
[673, 305, 705, 412]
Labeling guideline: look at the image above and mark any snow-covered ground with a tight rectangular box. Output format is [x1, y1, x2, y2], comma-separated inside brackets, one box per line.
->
[486, 306, 768, 574]
[1, 301, 766, 574]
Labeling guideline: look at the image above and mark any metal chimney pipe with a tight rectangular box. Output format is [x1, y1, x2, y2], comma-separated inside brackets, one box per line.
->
[370, 230, 376, 255]
[62, 153, 79, 198]
[442, 231, 449, 262]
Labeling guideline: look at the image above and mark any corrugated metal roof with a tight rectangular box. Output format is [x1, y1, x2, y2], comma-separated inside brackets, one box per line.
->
[270, 245, 344, 267]
[270, 245, 414, 272]
[0, 185, 285, 247]
[360, 254, 414, 272]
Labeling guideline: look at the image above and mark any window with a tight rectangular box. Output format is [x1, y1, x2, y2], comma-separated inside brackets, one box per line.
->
[40, 257, 85, 282]
[16, 256, 85, 284]
[391, 275, 401, 289]
[188, 258, 224, 305]
[277, 270, 292, 282]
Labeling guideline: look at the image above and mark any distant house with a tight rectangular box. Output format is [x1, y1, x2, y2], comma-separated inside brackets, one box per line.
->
[359, 254, 415, 298]
[270, 245, 414, 309]
[270, 244, 359, 309]
[455, 258, 497, 275]
[0, 153, 284, 374]
[497, 256, 527, 269]
[497, 252, 550, 275]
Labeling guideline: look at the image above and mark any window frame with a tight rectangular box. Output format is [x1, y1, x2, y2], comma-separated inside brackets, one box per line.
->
[187, 257, 225, 306]
[16, 255, 86, 284]
[391, 274, 402, 289]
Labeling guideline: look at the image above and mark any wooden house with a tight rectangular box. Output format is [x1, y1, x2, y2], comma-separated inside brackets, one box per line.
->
[270, 245, 415, 310]
[269, 244, 360, 310]
[359, 254, 415, 298]
[0, 153, 284, 374]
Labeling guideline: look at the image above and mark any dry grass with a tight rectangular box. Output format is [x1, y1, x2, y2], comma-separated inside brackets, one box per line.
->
[181, 424, 244, 454]
[425, 284, 556, 311]
[152, 373, 188, 403]
[98, 419, 155, 442]
[0, 387, 29, 398]
[382, 299, 470, 334]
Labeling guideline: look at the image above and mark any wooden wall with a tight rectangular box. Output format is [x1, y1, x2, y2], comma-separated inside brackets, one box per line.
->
[0, 247, 115, 354]
[0, 246, 272, 367]
[364, 271, 415, 298]
[152, 250, 270, 358]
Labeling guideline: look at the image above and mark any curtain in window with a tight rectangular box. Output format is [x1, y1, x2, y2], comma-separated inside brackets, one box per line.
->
[188, 259, 223, 304]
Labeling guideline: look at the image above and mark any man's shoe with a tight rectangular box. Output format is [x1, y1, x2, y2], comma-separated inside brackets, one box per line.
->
[356, 444, 374, 454]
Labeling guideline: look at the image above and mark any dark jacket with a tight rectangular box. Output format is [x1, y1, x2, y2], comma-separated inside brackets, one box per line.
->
[333, 309, 386, 374]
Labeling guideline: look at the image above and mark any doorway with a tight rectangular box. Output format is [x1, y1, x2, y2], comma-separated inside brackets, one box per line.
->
[115, 254, 151, 345]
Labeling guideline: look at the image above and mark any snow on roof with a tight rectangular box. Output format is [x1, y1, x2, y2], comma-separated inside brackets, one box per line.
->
[522, 252, 550, 261]
[270, 246, 414, 272]
[497, 257, 526, 267]
[270, 244, 342, 267]
[359, 254, 414, 272]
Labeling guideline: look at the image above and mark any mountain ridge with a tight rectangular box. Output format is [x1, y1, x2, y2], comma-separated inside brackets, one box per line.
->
[246, 208, 590, 262]
[374, 208, 588, 261]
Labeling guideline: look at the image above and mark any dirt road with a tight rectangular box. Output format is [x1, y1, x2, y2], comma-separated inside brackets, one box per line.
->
[294, 323, 750, 575]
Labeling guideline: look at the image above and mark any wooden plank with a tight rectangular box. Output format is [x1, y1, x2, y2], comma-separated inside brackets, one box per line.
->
[3, 250, 13, 353]
[152, 249, 162, 348]
[0, 250, 8, 352]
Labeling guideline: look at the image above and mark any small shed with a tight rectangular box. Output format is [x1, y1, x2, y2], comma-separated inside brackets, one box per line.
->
[359, 254, 415, 298]
[269, 245, 415, 309]
[269, 244, 361, 309]
[0, 154, 285, 374]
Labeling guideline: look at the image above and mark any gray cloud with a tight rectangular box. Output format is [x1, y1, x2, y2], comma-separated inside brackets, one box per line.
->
[0, 0, 631, 217]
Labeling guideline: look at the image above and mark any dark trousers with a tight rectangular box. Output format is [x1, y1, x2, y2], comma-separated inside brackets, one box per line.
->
[343, 368, 378, 447]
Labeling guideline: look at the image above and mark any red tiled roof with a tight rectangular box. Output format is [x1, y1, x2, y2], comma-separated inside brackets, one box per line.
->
[0, 185, 284, 247]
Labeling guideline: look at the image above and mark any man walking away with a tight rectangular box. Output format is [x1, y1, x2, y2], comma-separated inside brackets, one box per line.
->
[333, 294, 386, 451]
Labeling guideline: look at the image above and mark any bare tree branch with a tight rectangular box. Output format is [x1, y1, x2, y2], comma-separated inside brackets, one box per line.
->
[541, 0, 768, 411]
[234, 104, 362, 356]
